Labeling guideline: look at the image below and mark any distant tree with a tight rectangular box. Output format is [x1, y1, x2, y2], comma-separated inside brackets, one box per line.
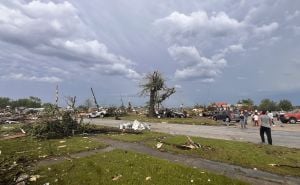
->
[65, 96, 76, 109]
[42, 102, 56, 109]
[140, 71, 175, 117]
[29, 96, 42, 104]
[258, 99, 278, 111]
[237, 98, 254, 110]
[193, 104, 205, 109]
[11, 97, 42, 108]
[278, 99, 293, 111]
[0, 97, 10, 108]
[84, 98, 94, 109]
[127, 101, 132, 112]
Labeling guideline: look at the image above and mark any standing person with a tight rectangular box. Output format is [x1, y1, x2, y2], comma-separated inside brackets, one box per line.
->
[244, 110, 249, 127]
[259, 110, 272, 145]
[267, 111, 275, 126]
[240, 111, 246, 128]
[254, 112, 259, 126]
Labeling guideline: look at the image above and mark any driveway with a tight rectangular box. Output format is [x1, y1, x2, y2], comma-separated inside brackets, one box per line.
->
[85, 118, 300, 149]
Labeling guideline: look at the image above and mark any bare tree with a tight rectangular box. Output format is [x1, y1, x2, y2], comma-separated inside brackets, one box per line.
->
[65, 96, 76, 109]
[140, 71, 175, 117]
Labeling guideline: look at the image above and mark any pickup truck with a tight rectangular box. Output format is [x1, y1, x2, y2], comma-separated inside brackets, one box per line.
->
[280, 110, 300, 124]
[88, 109, 107, 118]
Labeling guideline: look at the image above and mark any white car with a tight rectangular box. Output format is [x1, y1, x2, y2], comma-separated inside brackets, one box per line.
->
[5, 120, 19, 124]
[88, 110, 107, 118]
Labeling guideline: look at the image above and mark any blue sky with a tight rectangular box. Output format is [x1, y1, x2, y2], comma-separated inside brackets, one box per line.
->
[0, 0, 300, 107]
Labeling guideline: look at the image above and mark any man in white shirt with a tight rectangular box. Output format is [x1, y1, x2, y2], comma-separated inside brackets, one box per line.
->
[267, 111, 275, 126]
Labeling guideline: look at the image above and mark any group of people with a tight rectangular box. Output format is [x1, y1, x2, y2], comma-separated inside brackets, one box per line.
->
[239, 110, 273, 145]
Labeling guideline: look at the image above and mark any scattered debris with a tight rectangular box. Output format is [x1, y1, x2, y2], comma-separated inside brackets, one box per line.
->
[145, 176, 151, 181]
[112, 174, 122, 181]
[16, 151, 27, 154]
[268, 163, 277, 167]
[20, 128, 26, 134]
[39, 155, 48, 158]
[15, 174, 29, 185]
[0, 150, 1, 155]
[57, 145, 66, 148]
[156, 142, 163, 149]
[190, 179, 194, 183]
[59, 140, 66, 143]
[208, 179, 211, 182]
[177, 136, 201, 150]
[119, 120, 150, 131]
[29, 175, 41, 182]
[253, 168, 257, 170]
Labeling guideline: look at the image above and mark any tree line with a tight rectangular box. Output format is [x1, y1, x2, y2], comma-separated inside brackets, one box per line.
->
[237, 98, 293, 111]
[0, 96, 42, 109]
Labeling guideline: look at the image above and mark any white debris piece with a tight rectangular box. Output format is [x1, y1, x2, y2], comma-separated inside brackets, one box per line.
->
[29, 175, 41, 182]
[156, 142, 163, 149]
[57, 145, 66, 148]
[20, 128, 26, 134]
[16, 174, 28, 185]
[119, 120, 150, 131]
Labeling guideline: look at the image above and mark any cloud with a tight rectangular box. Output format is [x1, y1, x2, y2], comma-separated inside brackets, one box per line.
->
[91, 63, 141, 80]
[254, 22, 279, 35]
[292, 26, 300, 35]
[168, 45, 226, 81]
[174, 84, 182, 89]
[286, 10, 300, 21]
[0, 0, 139, 81]
[237, 76, 246, 80]
[154, 11, 244, 38]
[1, 73, 62, 83]
[154, 10, 280, 81]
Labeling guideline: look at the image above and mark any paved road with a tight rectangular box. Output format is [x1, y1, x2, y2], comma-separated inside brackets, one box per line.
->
[85, 119, 300, 149]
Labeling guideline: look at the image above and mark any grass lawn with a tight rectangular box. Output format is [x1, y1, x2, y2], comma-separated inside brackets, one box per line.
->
[0, 136, 107, 162]
[32, 149, 247, 185]
[0, 124, 25, 137]
[106, 114, 218, 126]
[100, 131, 300, 176]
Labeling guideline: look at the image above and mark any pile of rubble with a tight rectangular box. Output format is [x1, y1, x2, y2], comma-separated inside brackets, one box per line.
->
[119, 120, 150, 131]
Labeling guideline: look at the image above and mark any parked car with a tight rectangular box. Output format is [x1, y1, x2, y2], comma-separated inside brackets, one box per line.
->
[280, 110, 300, 124]
[212, 111, 240, 122]
[156, 109, 187, 118]
[88, 109, 107, 118]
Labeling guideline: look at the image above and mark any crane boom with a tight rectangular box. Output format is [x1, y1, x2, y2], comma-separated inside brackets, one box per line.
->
[90, 87, 99, 109]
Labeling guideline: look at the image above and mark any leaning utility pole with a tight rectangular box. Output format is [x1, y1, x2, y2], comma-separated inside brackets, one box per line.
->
[90, 87, 99, 109]
[55, 85, 59, 108]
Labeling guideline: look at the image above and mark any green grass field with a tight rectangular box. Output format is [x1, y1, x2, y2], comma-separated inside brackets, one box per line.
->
[0, 136, 107, 162]
[100, 132, 300, 176]
[32, 149, 247, 185]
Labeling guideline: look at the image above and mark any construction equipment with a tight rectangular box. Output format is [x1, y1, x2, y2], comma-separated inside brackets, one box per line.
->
[90, 87, 99, 109]
[89, 88, 107, 118]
